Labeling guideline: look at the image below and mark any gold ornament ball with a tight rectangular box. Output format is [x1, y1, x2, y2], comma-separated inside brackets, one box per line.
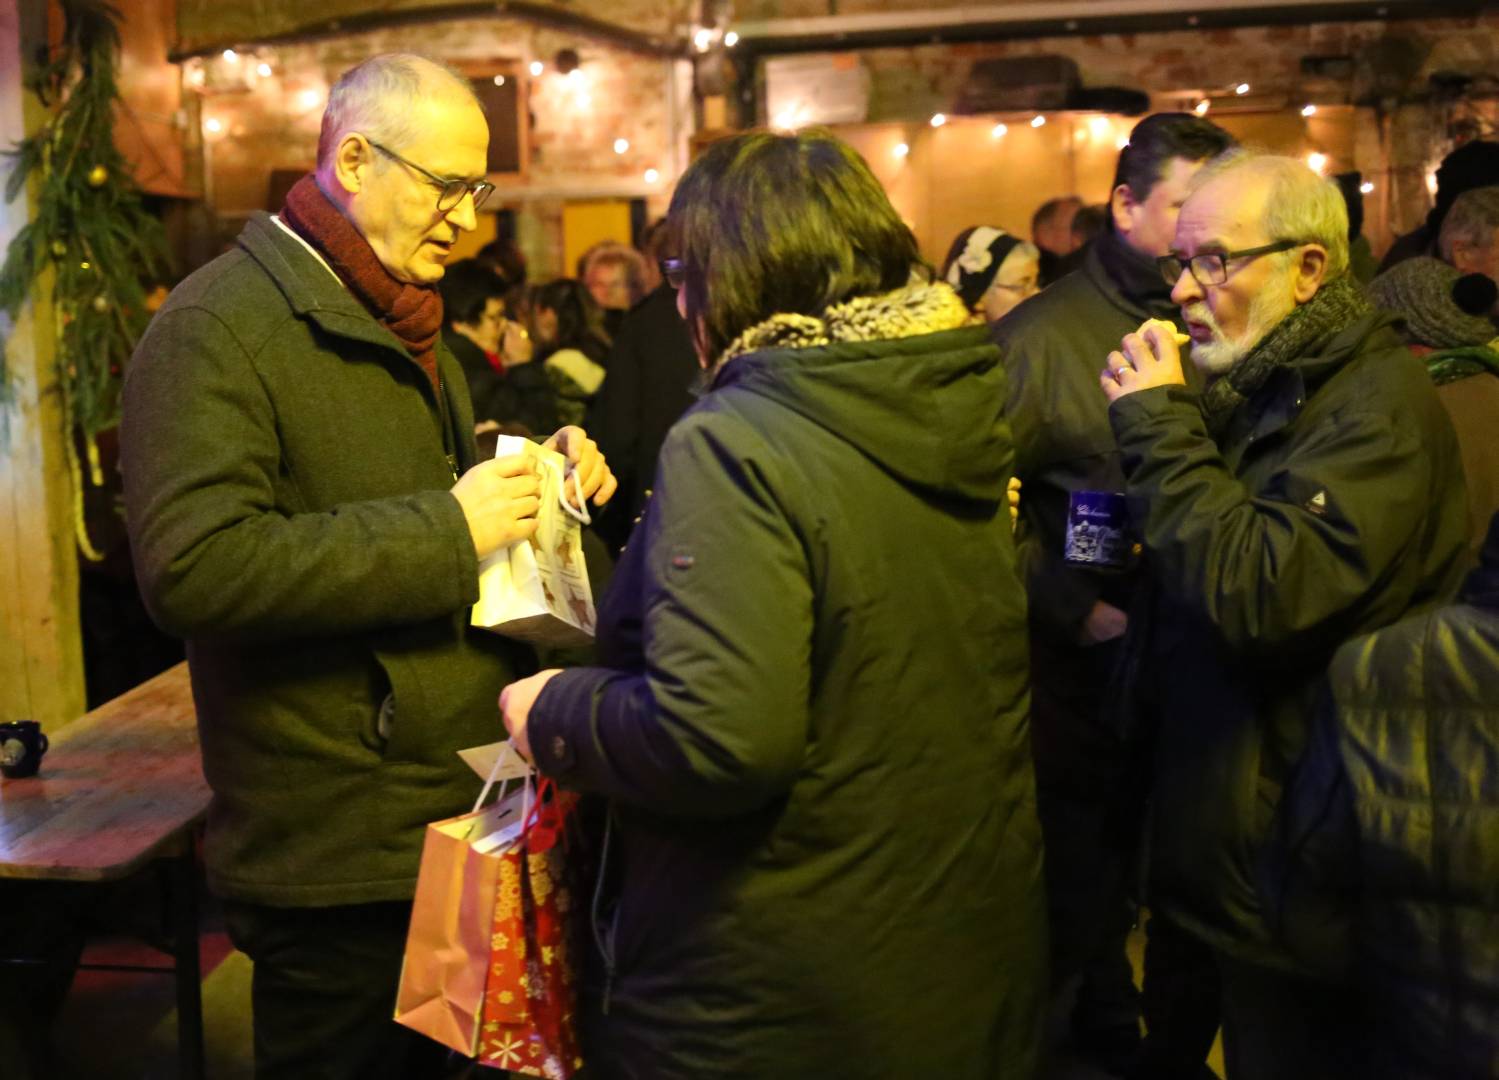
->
[87, 165, 108, 187]
[92, 295, 109, 313]
[51, 240, 68, 256]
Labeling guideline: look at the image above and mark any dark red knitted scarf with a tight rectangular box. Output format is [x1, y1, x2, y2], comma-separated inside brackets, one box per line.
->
[280, 174, 443, 393]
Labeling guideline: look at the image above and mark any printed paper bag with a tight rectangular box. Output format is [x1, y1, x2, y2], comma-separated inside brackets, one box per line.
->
[477, 779, 584, 1078]
[471, 435, 596, 648]
[394, 760, 530, 1053]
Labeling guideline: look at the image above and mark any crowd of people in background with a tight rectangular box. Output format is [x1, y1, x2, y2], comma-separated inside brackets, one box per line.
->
[444, 105, 1499, 1080]
[93, 47, 1499, 1080]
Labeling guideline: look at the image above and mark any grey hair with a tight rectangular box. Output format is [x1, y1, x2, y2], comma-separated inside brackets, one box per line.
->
[1189, 149, 1350, 279]
[1438, 185, 1499, 262]
[316, 53, 482, 173]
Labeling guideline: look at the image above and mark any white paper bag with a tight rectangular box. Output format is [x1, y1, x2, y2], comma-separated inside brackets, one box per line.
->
[470, 436, 596, 647]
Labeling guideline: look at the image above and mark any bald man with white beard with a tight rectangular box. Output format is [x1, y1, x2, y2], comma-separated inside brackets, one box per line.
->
[1099, 152, 1469, 1080]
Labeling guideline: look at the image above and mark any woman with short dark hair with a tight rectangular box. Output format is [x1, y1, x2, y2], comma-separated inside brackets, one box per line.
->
[500, 128, 1044, 1078]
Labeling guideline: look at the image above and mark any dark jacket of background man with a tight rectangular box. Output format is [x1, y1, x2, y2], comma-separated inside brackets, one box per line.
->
[1264, 512, 1499, 1080]
[588, 281, 698, 552]
[121, 213, 533, 906]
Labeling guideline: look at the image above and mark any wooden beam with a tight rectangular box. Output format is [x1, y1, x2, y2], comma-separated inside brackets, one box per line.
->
[0, 3, 87, 730]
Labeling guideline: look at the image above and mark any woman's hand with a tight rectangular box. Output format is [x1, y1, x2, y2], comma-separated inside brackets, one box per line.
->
[545, 426, 619, 506]
[501, 320, 535, 366]
[499, 669, 565, 760]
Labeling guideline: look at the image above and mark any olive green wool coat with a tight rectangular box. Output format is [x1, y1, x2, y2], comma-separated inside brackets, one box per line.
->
[121, 213, 532, 906]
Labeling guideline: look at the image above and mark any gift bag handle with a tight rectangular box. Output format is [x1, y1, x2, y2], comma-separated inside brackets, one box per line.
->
[472, 740, 536, 815]
[560, 468, 592, 526]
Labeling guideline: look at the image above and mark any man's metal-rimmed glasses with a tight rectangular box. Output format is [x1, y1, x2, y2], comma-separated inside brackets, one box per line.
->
[659, 256, 686, 290]
[367, 139, 495, 212]
[1156, 239, 1303, 288]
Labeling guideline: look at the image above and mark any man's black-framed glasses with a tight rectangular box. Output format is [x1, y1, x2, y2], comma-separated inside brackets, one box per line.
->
[659, 257, 686, 290]
[368, 139, 495, 213]
[1157, 239, 1303, 288]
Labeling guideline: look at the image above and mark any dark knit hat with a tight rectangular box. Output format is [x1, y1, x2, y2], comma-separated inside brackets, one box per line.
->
[941, 226, 1024, 310]
[1368, 256, 1498, 349]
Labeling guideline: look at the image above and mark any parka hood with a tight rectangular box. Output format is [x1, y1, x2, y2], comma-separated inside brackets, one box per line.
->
[709, 283, 1011, 506]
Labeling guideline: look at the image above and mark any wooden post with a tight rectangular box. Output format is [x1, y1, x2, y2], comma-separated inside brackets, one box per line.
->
[0, 3, 87, 729]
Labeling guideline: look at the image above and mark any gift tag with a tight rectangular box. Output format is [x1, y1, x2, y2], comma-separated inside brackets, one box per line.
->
[458, 740, 534, 783]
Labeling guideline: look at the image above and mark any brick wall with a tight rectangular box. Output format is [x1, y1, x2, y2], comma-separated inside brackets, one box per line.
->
[192, 15, 690, 277]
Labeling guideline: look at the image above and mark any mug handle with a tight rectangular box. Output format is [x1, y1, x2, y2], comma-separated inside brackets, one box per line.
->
[38, 734, 48, 752]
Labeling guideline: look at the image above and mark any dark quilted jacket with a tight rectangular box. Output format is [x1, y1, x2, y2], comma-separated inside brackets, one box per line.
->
[1264, 515, 1499, 1079]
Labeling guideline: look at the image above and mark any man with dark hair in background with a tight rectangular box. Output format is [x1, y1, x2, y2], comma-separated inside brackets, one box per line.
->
[993, 111, 1236, 1078]
[1032, 194, 1084, 285]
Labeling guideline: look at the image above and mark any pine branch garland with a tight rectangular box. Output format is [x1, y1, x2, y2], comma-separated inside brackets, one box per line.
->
[0, 0, 168, 558]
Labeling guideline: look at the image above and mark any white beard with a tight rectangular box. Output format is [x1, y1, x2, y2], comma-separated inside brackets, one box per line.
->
[1186, 274, 1297, 377]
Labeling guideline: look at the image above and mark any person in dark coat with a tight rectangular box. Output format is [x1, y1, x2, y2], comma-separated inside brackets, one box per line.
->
[1377, 140, 1499, 274]
[1102, 151, 1470, 1080]
[119, 54, 615, 1080]
[992, 111, 1235, 1077]
[438, 258, 560, 435]
[500, 128, 1046, 1079]
[587, 280, 699, 553]
[1262, 509, 1499, 1080]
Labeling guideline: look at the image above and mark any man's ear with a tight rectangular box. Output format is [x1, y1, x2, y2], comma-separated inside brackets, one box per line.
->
[331, 132, 369, 196]
[1110, 183, 1135, 235]
[1292, 244, 1330, 303]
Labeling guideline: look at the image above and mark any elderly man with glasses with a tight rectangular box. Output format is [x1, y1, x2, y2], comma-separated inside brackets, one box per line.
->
[120, 54, 614, 1079]
[1097, 151, 1469, 1080]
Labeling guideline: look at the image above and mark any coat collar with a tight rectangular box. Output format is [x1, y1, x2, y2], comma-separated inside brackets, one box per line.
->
[236, 211, 414, 361]
[235, 212, 474, 470]
[1234, 310, 1403, 447]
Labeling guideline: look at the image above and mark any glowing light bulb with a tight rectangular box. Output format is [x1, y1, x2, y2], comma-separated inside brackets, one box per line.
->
[614, 138, 630, 154]
[893, 142, 910, 159]
[1030, 115, 1046, 128]
[644, 168, 660, 183]
[1194, 100, 1210, 116]
[493, 75, 506, 86]
[930, 113, 947, 128]
[1360, 181, 1375, 194]
[991, 123, 1008, 138]
[1306, 152, 1328, 175]
[1089, 115, 1112, 138]
[256, 62, 273, 78]
[204, 117, 223, 134]
[1301, 104, 1317, 117]
[222, 49, 238, 63]
[529, 61, 544, 77]
[297, 88, 322, 111]
[1117, 134, 1131, 150]
[693, 28, 713, 52]
[1236, 83, 1250, 95]
[724, 31, 739, 47]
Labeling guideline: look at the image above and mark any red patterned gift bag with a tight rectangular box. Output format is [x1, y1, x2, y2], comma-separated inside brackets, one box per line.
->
[477, 777, 584, 1078]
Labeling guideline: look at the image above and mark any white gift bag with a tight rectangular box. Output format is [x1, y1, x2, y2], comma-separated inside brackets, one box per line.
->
[470, 435, 596, 647]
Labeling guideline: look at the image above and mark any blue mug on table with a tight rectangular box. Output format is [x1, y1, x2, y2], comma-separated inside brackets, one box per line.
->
[0, 719, 49, 779]
[1064, 490, 1131, 569]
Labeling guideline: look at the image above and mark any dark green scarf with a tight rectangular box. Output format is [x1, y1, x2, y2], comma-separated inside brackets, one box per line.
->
[1200, 275, 1373, 436]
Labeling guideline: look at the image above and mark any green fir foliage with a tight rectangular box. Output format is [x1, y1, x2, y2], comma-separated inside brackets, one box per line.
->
[0, 0, 167, 437]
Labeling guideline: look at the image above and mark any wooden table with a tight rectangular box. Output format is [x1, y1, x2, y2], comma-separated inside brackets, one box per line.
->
[0, 662, 209, 1079]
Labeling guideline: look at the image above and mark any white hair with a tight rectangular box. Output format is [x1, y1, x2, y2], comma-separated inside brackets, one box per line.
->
[1439, 185, 1499, 262]
[1190, 150, 1350, 279]
[315, 53, 482, 173]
